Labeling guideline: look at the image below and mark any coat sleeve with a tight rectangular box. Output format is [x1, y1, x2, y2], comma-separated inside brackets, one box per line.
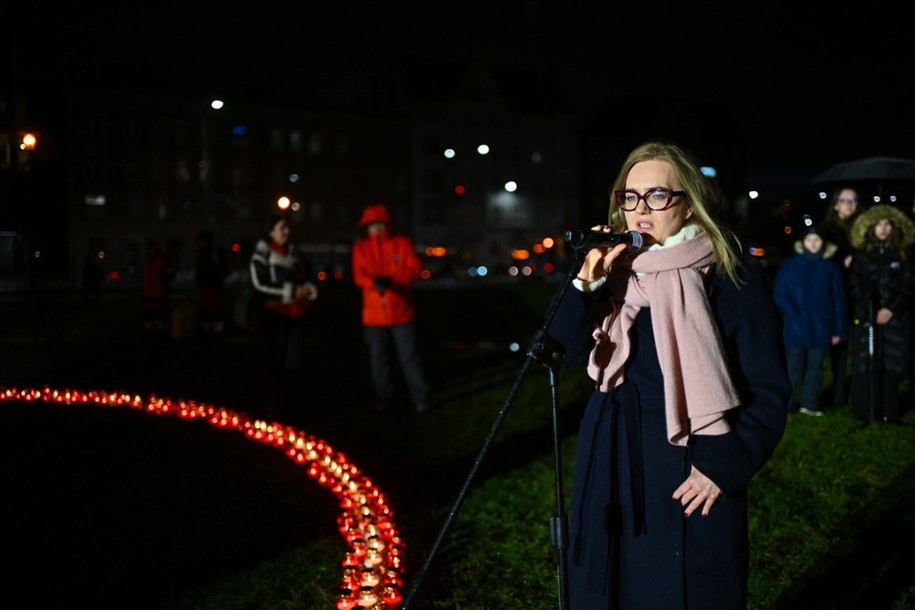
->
[351, 241, 375, 291]
[690, 263, 791, 495]
[831, 264, 848, 340]
[846, 254, 869, 320]
[391, 236, 423, 286]
[770, 258, 797, 318]
[546, 283, 608, 368]
[885, 253, 915, 314]
[250, 242, 286, 300]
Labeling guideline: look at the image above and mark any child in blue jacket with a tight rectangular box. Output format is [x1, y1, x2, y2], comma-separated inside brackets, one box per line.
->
[772, 222, 847, 416]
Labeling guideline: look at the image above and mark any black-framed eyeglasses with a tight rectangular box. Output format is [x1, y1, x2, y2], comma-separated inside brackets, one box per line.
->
[613, 187, 685, 211]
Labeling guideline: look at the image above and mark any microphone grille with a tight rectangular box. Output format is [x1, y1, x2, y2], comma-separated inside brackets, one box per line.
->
[629, 231, 644, 249]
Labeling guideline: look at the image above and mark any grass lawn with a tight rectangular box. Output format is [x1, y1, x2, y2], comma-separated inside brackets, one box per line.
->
[3, 281, 915, 609]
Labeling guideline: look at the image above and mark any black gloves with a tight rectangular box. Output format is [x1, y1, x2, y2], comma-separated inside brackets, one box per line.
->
[373, 276, 392, 293]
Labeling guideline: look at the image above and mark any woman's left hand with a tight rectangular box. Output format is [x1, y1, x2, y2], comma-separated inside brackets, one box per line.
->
[672, 465, 721, 518]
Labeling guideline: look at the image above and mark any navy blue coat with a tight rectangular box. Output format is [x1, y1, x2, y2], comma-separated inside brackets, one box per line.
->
[772, 241, 847, 349]
[548, 260, 790, 610]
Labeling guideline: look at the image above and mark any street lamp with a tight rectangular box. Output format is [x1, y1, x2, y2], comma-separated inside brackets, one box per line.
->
[200, 99, 223, 229]
[19, 132, 37, 150]
[15, 131, 39, 173]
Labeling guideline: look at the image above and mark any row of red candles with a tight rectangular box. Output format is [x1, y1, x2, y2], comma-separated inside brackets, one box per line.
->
[0, 386, 406, 609]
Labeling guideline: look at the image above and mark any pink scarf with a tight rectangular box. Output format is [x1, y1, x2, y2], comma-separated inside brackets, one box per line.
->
[587, 231, 739, 445]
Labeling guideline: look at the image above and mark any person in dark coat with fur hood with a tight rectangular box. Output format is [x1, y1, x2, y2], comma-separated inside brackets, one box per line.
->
[772, 220, 847, 416]
[847, 204, 915, 424]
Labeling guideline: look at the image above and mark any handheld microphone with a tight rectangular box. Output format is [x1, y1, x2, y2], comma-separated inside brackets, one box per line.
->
[564, 229, 644, 251]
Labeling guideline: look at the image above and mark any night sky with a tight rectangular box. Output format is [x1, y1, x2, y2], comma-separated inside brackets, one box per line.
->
[8, 2, 915, 193]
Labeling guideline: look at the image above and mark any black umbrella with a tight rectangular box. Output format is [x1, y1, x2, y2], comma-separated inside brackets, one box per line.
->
[812, 156, 915, 185]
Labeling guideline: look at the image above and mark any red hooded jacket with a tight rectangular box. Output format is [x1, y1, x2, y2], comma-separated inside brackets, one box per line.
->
[352, 205, 423, 327]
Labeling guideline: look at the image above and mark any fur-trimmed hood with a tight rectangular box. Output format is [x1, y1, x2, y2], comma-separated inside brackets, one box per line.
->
[793, 239, 839, 259]
[850, 204, 915, 249]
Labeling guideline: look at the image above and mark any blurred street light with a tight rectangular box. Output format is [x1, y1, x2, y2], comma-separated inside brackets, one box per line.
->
[19, 132, 37, 150]
[200, 98, 223, 228]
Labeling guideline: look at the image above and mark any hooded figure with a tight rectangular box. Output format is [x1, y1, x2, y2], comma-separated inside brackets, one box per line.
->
[772, 222, 847, 415]
[358, 204, 393, 228]
[352, 204, 431, 413]
[846, 204, 915, 423]
[850, 204, 915, 252]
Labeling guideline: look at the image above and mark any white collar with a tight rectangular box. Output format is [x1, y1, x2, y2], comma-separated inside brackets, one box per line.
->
[647, 223, 703, 252]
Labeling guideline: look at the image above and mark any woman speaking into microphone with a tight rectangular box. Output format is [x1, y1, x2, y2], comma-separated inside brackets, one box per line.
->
[548, 141, 790, 609]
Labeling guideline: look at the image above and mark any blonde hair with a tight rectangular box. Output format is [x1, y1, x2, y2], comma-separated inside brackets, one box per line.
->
[608, 141, 743, 285]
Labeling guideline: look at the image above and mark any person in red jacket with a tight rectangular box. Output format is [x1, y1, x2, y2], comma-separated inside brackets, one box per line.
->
[352, 204, 431, 413]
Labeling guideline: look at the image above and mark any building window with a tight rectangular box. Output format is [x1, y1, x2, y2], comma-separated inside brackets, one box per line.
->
[150, 156, 167, 183]
[308, 133, 322, 155]
[309, 202, 323, 223]
[269, 129, 284, 152]
[337, 137, 350, 157]
[152, 119, 168, 146]
[176, 159, 191, 183]
[421, 169, 444, 191]
[125, 159, 142, 183]
[174, 120, 193, 148]
[423, 136, 443, 157]
[0, 133, 9, 170]
[231, 124, 249, 149]
[290, 130, 304, 153]
[394, 172, 408, 196]
[422, 199, 443, 226]
[86, 157, 105, 181]
[126, 189, 143, 219]
[151, 189, 168, 220]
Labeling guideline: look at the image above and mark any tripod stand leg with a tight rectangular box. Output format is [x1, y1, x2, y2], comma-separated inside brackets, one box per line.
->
[547, 367, 570, 610]
[400, 261, 583, 609]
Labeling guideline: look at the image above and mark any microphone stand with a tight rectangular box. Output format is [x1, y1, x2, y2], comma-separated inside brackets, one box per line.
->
[852, 276, 880, 432]
[399, 234, 594, 610]
[867, 282, 876, 426]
